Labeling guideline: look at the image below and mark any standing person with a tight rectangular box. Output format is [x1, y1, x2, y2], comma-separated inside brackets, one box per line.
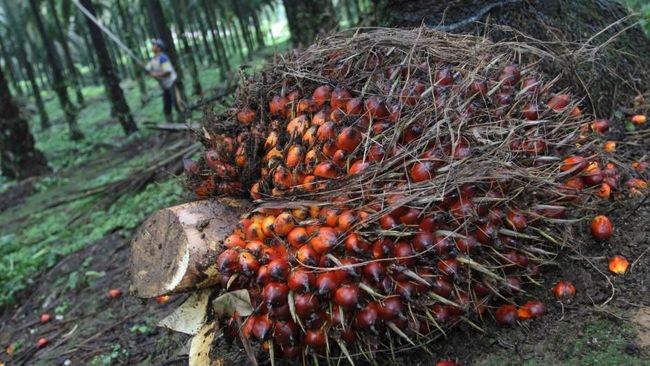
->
[146, 39, 183, 123]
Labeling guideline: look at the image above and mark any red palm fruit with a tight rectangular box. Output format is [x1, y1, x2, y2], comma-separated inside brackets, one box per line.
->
[237, 106, 256, 125]
[372, 121, 391, 134]
[313, 85, 333, 107]
[337, 127, 363, 153]
[364, 96, 389, 119]
[239, 252, 260, 276]
[430, 304, 452, 325]
[596, 183, 611, 199]
[379, 214, 398, 230]
[245, 221, 265, 241]
[419, 216, 440, 233]
[521, 77, 540, 94]
[287, 89, 302, 102]
[312, 108, 330, 126]
[565, 176, 585, 191]
[499, 64, 521, 86]
[522, 102, 539, 120]
[452, 137, 472, 159]
[495, 304, 518, 326]
[496, 92, 512, 106]
[582, 162, 604, 186]
[320, 207, 340, 227]
[224, 234, 245, 249]
[322, 140, 338, 159]
[506, 209, 527, 231]
[261, 216, 276, 238]
[402, 123, 423, 143]
[272, 212, 295, 237]
[435, 67, 453, 86]
[268, 258, 290, 280]
[281, 345, 302, 358]
[316, 271, 340, 298]
[310, 227, 338, 254]
[437, 258, 459, 276]
[330, 149, 346, 168]
[256, 265, 271, 285]
[335, 285, 361, 309]
[194, 176, 216, 198]
[367, 143, 385, 162]
[524, 139, 546, 154]
[316, 121, 336, 142]
[388, 103, 401, 123]
[431, 276, 453, 298]
[217, 249, 239, 274]
[314, 161, 339, 179]
[251, 315, 273, 341]
[273, 320, 299, 346]
[435, 360, 459, 366]
[547, 94, 570, 111]
[455, 234, 478, 254]
[287, 115, 309, 136]
[470, 80, 488, 96]
[263, 282, 289, 307]
[412, 231, 434, 253]
[560, 155, 587, 173]
[270, 303, 291, 321]
[305, 329, 327, 349]
[553, 280, 576, 301]
[590, 119, 609, 134]
[285, 145, 305, 169]
[330, 108, 346, 122]
[399, 208, 420, 225]
[345, 233, 370, 255]
[303, 127, 318, 148]
[409, 162, 435, 182]
[363, 262, 386, 283]
[331, 87, 352, 109]
[304, 149, 319, 169]
[296, 245, 320, 266]
[520, 300, 546, 319]
[337, 210, 357, 231]
[372, 239, 393, 259]
[591, 215, 613, 241]
[393, 241, 415, 266]
[346, 97, 364, 115]
[36, 337, 49, 349]
[503, 276, 523, 294]
[273, 166, 293, 190]
[270, 95, 289, 116]
[306, 311, 328, 330]
[355, 302, 380, 331]
[288, 269, 316, 293]
[297, 98, 318, 114]
[379, 296, 404, 320]
[287, 227, 309, 248]
[348, 160, 369, 175]
[449, 197, 475, 222]
[294, 293, 320, 319]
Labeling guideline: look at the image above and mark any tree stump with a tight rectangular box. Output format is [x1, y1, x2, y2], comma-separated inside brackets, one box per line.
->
[129, 198, 250, 298]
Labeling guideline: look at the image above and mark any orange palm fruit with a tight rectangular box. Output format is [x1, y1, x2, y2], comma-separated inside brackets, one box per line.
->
[314, 162, 339, 179]
[237, 106, 255, 125]
[273, 212, 296, 236]
[285, 145, 305, 169]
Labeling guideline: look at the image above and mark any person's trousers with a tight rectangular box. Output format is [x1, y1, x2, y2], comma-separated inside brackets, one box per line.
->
[162, 83, 180, 117]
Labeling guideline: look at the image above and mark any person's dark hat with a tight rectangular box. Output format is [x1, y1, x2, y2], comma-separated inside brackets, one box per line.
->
[152, 38, 166, 50]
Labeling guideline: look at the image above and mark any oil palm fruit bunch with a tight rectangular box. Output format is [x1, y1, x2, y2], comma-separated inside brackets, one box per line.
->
[182, 28, 646, 363]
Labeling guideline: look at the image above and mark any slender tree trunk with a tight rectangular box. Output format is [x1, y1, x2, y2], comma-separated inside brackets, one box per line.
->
[213, 19, 231, 71]
[193, 12, 217, 65]
[173, 9, 202, 95]
[2, 0, 50, 129]
[282, 0, 336, 47]
[0, 66, 50, 180]
[80, 0, 138, 135]
[116, 0, 147, 103]
[47, 0, 85, 107]
[81, 31, 100, 85]
[28, 0, 83, 140]
[251, 11, 266, 49]
[188, 19, 207, 66]
[145, 0, 186, 100]
[0, 37, 23, 96]
[202, 0, 229, 78]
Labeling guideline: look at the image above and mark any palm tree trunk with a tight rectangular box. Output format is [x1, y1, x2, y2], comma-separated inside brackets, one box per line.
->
[0, 37, 24, 96]
[28, 0, 83, 140]
[193, 12, 217, 65]
[1, 0, 49, 129]
[47, 0, 85, 107]
[81, 31, 100, 85]
[173, 7, 201, 95]
[0, 65, 50, 180]
[116, 0, 147, 104]
[80, 0, 137, 135]
[201, 0, 229, 79]
[282, 0, 336, 47]
[251, 11, 266, 49]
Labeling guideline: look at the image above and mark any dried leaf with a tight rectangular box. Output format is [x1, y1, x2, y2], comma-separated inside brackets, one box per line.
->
[189, 321, 222, 366]
[159, 289, 212, 335]
[212, 289, 253, 317]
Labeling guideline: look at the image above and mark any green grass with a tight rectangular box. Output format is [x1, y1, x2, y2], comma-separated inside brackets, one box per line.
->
[0, 37, 291, 307]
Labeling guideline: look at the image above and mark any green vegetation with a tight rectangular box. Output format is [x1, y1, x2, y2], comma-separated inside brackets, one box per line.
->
[626, 0, 650, 34]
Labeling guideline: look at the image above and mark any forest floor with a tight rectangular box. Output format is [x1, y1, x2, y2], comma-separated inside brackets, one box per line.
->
[0, 44, 649, 366]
